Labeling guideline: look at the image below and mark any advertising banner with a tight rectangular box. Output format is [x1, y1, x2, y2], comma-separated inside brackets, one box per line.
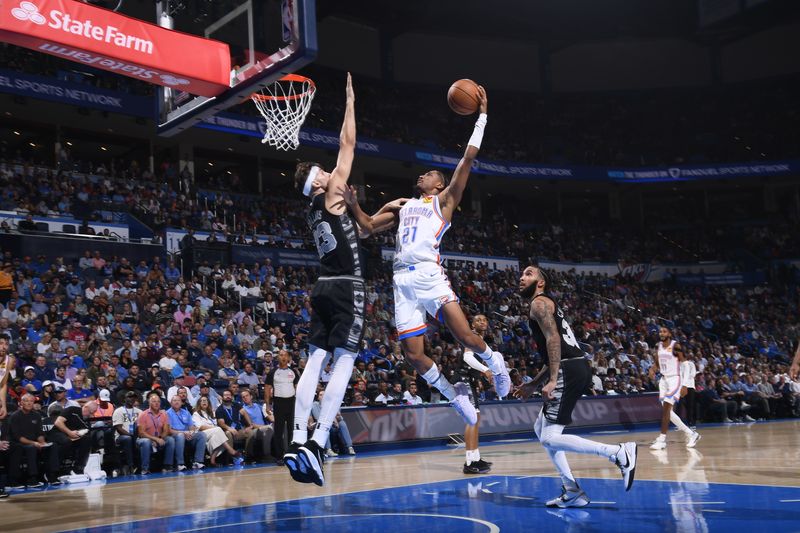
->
[538, 260, 732, 283]
[381, 248, 519, 272]
[0, 67, 150, 115]
[0, 0, 230, 96]
[341, 394, 662, 445]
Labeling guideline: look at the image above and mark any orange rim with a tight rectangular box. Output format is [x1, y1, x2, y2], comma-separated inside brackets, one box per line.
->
[251, 74, 316, 102]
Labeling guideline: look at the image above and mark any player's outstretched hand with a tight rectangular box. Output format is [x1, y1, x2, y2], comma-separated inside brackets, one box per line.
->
[384, 197, 409, 211]
[346, 72, 354, 101]
[343, 185, 358, 207]
[477, 85, 487, 114]
[790, 360, 799, 381]
[513, 381, 538, 401]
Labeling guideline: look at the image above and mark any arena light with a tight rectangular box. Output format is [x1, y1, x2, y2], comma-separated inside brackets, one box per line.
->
[13, 131, 20, 135]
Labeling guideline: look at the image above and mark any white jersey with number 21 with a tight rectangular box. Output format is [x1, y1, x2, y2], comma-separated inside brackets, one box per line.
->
[393, 195, 450, 268]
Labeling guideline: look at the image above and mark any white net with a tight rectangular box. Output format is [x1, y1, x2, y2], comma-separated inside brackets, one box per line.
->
[251, 75, 316, 151]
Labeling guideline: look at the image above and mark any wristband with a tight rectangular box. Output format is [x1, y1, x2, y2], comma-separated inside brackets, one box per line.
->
[467, 113, 488, 149]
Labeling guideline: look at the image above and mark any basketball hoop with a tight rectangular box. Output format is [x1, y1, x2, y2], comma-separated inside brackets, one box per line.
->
[251, 74, 316, 151]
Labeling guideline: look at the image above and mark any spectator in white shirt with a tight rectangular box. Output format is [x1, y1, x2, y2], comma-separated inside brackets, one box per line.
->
[403, 382, 423, 405]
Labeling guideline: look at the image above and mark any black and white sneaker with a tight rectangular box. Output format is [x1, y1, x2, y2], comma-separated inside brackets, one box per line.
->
[284, 441, 313, 484]
[545, 484, 591, 508]
[614, 442, 638, 491]
[463, 460, 492, 474]
[298, 440, 326, 487]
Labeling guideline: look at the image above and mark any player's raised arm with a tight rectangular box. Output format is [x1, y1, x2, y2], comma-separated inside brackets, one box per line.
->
[530, 296, 561, 400]
[439, 85, 487, 219]
[328, 73, 356, 195]
[342, 186, 406, 236]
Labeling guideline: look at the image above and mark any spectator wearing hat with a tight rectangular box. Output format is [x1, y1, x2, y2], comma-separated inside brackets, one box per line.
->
[51, 400, 96, 475]
[12, 327, 34, 355]
[167, 375, 196, 406]
[90, 389, 116, 452]
[7, 394, 60, 489]
[47, 385, 78, 416]
[166, 395, 206, 470]
[39, 381, 56, 407]
[112, 390, 142, 475]
[137, 391, 175, 474]
[21, 366, 42, 393]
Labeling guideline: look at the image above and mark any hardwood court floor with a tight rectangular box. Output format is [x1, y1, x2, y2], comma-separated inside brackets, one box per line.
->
[3, 420, 800, 532]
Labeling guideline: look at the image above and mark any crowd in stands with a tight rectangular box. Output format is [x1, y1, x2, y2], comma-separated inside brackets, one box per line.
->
[0, 224, 798, 492]
[3, 155, 800, 267]
[4, 45, 800, 167]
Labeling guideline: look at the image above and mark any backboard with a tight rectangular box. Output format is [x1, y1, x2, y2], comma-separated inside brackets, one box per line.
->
[155, 0, 316, 137]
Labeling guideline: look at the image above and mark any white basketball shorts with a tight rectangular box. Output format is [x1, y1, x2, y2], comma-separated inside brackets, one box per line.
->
[659, 375, 682, 405]
[393, 262, 458, 340]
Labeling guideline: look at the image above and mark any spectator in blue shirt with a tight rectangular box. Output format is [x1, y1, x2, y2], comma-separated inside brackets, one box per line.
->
[165, 262, 181, 284]
[166, 395, 207, 470]
[21, 366, 42, 392]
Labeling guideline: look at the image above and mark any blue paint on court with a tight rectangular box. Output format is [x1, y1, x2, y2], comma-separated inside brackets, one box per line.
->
[65, 475, 800, 533]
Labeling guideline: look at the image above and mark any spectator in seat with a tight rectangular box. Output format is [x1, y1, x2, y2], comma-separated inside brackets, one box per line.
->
[137, 391, 176, 475]
[90, 389, 116, 452]
[700, 378, 739, 422]
[403, 382, 424, 405]
[215, 389, 249, 454]
[112, 390, 142, 475]
[167, 395, 206, 470]
[192, 396, 243, 467]
[310, 390, 355, 457]
[239, 388, 274, 463]
[51, 399, 97, 475]
[7, 393, 60, 488]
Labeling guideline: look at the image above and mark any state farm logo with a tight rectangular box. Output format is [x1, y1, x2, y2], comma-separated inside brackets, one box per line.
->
[10, 1, 154, 55]
[11, 2, 45, 25]
[160, 74, 189, 86]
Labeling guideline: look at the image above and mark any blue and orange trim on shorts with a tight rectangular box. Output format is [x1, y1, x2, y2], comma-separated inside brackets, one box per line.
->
[398, 324, 426, 340]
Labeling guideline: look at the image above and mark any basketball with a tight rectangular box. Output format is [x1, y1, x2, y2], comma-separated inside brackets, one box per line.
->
[447, 79, 481, 115]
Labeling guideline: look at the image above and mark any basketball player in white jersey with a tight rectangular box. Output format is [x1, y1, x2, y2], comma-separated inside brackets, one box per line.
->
[679, 350, 698, 428]
[0, 334, 14, 420]
[649, 326, 701, 449]
[345, 86, 510, 426]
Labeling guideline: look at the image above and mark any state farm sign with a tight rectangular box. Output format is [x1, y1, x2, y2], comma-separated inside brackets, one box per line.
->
[0, 0, 230, 97]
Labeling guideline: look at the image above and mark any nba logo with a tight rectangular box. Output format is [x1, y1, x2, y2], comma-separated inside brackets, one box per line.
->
[668, 167, 681, 179]
[282, 0, 294, 42]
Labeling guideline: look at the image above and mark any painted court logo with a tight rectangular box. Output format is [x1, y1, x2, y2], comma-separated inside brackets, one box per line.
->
[11, 2, 45, 25]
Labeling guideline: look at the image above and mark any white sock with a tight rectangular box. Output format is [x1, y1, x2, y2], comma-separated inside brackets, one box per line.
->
[465, 449, 481, 464]
[422, 365, 456, 401]
[312, 348, 356, 448]
[476, 346, 504, 374]
[670, 410, 693, 435]
[292, 346, 328, 444]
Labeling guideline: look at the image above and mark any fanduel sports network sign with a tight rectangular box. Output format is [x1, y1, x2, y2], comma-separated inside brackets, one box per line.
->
[0, 0, 230, 96]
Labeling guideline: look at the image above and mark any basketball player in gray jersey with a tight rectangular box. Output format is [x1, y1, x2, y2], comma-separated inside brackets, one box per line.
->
[286, 74, 404, 486]
[515, 265, 637, 507]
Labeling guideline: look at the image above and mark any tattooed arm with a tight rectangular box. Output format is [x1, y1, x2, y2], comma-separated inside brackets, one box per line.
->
[530, 296, 561, 400]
